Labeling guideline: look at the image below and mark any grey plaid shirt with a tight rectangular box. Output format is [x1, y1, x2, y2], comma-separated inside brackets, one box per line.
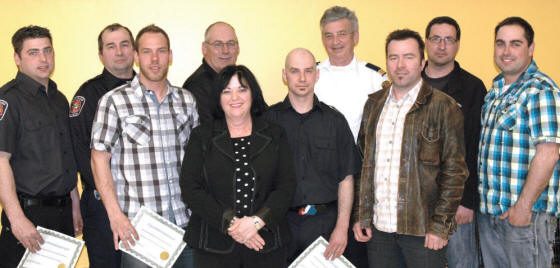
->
[91, 75, 198, 227]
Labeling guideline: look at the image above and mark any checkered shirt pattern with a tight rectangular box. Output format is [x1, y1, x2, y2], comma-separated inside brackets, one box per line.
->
[373, 81, 421, 232]
[91, 76, 199, 227]
[479, 60, 560, 216]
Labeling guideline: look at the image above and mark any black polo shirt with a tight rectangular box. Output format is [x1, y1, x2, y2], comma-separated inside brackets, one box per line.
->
[0, 72, 76, 197]
[264, 95, 361, 207]
[182, 59, 218, 125]
[69, 69, 134, 190]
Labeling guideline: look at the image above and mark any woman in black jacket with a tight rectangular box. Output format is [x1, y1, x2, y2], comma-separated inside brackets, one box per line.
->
[180, 65, 295, 268]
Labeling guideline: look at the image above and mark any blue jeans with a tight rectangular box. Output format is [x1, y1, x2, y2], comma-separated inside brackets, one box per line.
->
[478, 212, 556, 268]
[121, 246, 194, 268]
[446, 220, 479, 268]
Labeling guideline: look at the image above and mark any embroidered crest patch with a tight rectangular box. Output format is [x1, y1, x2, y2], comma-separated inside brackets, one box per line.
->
[0, 100, 7, 121]
[69, 96, 86, 117]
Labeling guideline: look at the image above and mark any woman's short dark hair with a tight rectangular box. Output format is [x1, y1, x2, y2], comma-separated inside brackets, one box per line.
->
[213, 65, 268, 119]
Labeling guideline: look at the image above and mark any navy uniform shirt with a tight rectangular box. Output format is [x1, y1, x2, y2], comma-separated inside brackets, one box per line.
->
[182, 59, 218, 125]
[69, 68, 134, 189]
[0, 72, 77, 197]
[264, 95, 361, 206]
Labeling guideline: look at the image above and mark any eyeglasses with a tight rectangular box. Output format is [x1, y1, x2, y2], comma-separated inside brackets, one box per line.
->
[205, 40, 238, 50]
[428, 36, 458, 45]
[323, 31, 354, 40]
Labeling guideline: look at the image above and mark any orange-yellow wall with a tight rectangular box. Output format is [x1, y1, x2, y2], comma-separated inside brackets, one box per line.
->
[0, 1, 559, 267]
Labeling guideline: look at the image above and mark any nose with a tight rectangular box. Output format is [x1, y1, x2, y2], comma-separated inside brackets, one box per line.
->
[116, 45, 123, 55]
[39, 51, 47, 62]
[151, 52, 159, 62]
[220, 44, 230, 54]
[231, 90, 239, 100]
[298, 71, 306, 82]
[396, 58, 405, 69]
[437, 40, 446, 50]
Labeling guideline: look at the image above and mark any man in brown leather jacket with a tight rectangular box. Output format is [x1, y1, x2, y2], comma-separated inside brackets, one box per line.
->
[351, 29, 468, 268]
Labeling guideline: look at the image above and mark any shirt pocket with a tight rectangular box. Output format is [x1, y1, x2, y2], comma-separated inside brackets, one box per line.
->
[310, 135, 336, 173]
[23, 115, 56, 152]
[122, 114, 151, 146]
[496, 105, 517, 131]
[174, 112, 192, 146]
[419, 124, 441, 165]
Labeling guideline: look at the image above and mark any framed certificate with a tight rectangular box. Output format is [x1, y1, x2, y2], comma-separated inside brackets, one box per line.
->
[17, 226, 84, 268]
[289, 236, 356, 268]
[119, 206, 186, 268]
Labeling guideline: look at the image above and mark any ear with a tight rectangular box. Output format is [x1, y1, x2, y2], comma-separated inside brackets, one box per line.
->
[353, 31, 360, 46]
[315, 68, 320, 83]
[169, 49, 173, 65]
[134, 51, 139, 66]
[201, 41, 207, 55]
[13, 52, 21, 67]
[282, 68, 288, 85]
[528, 42, 535, 57]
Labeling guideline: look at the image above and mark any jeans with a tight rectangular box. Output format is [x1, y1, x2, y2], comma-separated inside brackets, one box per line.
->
[121, 246, 194, 268]
[446, 219, 479, 268]
[366, 227, 446, 268]
[478, 212, 556, 268]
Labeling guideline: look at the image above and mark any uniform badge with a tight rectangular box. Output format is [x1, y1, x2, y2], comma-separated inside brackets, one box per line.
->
[0, 100, 7, 121]
[69, 96, 85, 117]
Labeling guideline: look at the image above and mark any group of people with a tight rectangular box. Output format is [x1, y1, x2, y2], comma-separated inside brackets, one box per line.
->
[0, 5, 558, 268]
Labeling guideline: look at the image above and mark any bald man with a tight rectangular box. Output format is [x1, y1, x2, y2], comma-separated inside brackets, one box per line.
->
[264, 48, 360, 263]
[182, 22, 239, 124]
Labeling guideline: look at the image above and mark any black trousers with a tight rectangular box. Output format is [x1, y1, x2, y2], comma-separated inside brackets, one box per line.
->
[0, 200, 73, 268]
[194, 244, 287, 268]
[286, 206, 369, 267]
[366, 227, 446, 268]
[81, 188, 121, 268]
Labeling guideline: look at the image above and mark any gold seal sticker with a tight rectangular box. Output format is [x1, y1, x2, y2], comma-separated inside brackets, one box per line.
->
[58, 264, 66, 268]
[160, 251, 169, 260]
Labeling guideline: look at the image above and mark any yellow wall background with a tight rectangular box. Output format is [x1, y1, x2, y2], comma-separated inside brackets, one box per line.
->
[0, 0, 559, 267]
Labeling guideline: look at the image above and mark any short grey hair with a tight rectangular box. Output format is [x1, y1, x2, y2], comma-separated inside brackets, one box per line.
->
[320, 6, 359, 33]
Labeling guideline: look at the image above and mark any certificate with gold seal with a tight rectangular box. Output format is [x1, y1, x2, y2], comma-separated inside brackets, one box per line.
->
[289, 236, 356, 268]
[17, 226, 84, 268]
[119, 206, 186, 268]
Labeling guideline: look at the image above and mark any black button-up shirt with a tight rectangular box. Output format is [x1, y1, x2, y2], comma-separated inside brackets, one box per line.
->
[264, 95, 361, 206]
[0, 72, 77, 197]
[69, 69, 134, 189]
[183, 59, 219, 126]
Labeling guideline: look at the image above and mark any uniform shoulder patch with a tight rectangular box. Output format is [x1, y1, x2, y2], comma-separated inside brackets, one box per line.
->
[0, 99, 7, 121]
[69, 96, 86, 117]
[365, 62, 386, 76]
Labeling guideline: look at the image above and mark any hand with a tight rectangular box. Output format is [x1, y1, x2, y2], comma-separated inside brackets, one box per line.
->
[227, 216, 258, 243]
[499, 203, 532, 227]
[324, 226, 348, 260]
[10, 216, 44, 253]
[424, 233, 447, 250]
[352, 222, 372, 242]
[455, 205, 474, 225]
[72, 202, 83, 236]
[242, 233, 265, 251]
[109, 212, 138, 250]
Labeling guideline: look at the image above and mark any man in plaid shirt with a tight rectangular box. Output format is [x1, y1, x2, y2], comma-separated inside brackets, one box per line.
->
[478, 17, 560, 268]
[91, 25, 198, 267]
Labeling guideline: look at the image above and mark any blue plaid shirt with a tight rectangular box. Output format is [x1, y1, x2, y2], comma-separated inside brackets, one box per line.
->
[479, 60, 560, 216]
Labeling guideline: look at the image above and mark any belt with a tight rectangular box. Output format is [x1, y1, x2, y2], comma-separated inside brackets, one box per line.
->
[18, 194, 71, 208]
[289, 201, 337, 216]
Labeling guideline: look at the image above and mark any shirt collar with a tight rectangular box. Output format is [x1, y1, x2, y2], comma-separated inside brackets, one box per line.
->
[202, 58, 219, 78]
[388, 79, 422, 104]
[323, 56, 358, 71]
[279, 94, 324, 113]
[101, 68, 135, 90]
[131, 75, 178, 101]
[15, 71, 57, 96]
[492, 60, 538, 94]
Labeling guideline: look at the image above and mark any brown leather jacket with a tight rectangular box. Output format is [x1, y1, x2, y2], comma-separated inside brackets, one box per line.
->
[354, 81, 468, 239]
